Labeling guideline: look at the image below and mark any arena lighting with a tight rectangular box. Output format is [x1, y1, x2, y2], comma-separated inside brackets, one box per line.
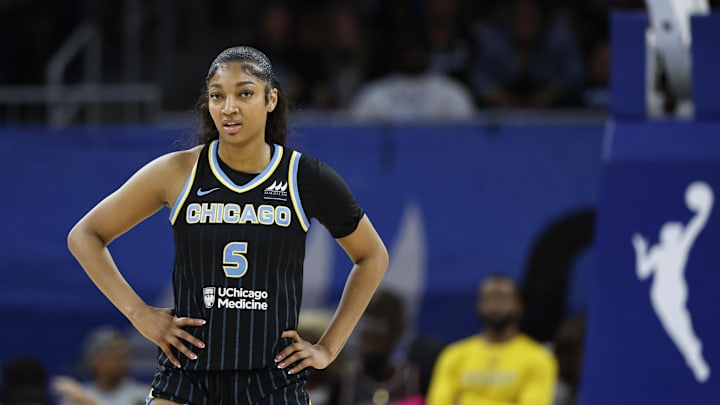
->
[645, 0, 709, 117]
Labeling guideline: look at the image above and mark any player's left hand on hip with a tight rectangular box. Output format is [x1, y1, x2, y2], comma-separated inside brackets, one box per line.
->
[274, 330, 332, 374]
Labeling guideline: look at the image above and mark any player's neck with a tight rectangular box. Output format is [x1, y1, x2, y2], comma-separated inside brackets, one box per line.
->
[218, 139, 271, 174]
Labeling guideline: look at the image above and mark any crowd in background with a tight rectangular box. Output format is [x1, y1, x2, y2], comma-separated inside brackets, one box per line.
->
[0, 282, 586, 405]
[1, 0, 679, 118]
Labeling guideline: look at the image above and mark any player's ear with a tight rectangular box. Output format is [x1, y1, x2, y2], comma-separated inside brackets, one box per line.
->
[267, 88, 278, 112]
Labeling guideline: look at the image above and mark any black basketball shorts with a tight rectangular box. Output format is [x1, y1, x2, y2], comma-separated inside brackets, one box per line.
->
[148, 365, 309, 405]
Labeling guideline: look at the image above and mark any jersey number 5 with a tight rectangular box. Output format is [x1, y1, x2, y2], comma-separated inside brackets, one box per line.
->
[223, 242, 248, 278]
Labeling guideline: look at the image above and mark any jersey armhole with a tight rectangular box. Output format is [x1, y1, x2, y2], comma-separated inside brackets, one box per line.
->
[288, 151, 311, 232]
[169, 156, 200, 225]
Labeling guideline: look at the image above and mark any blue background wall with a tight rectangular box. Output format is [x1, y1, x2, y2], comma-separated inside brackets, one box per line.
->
[580, 122, 720, 404]
[576, 11, 720, 404]
[0, 122, 604, 379]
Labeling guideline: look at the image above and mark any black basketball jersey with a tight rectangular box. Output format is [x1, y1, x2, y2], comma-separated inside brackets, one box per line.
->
[166, 140, 311, 371]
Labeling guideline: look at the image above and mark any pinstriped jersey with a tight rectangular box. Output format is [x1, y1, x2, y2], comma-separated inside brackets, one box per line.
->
[166, 140, 312, 371]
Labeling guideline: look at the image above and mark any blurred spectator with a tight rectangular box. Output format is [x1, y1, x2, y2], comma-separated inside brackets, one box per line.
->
[350, 33, 475, 121]
[291, 5, 333, 108]
[53, 326, 147, 405]
[335, 290, 423, 405]
[362, 0, 422, 81]
[4, 0, 675, 115]
[0, 357, 52, 405]
[253, 2, 302, 103]
[427, 275, 557, 405]
[582, 40, 610, 109]
[3, 387, 52, 405]
[323, 5, 370, 108]
[471, 0, 584, 108]
[383, 290, 446, 397]
[552, 0, 610, 111]
[553, 0, 609, 54]
[552, 316, 586, 405]
[424, 0, 474, 88]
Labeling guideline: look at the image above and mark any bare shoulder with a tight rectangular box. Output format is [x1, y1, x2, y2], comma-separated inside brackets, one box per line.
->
[157, 145, 203, 174]
[152, 145, 203, 206]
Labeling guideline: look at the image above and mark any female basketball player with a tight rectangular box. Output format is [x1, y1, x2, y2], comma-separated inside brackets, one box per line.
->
[67, 46, 388, 404]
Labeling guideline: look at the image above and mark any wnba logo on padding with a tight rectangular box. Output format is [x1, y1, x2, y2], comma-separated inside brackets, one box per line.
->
[632, 181, 714, 383]
[203, 287, 216, 309]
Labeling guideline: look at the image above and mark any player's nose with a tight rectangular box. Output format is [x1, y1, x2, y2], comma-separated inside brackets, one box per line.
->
[221, 98, 239, 115]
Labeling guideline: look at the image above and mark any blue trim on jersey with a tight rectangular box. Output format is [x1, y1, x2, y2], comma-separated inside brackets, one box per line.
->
[289, 151, 310, 232]
[169, 158, 199, 224]
[208, 140, 284, 193]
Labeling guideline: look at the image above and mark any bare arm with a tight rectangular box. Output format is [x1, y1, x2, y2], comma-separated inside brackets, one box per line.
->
[275, 215, 388, 373]
[316, 214, 389, 355]
[67, 149, 205, 367]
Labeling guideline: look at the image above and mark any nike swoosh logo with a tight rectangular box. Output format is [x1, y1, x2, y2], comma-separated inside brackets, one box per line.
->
[196, 187, 220, 197]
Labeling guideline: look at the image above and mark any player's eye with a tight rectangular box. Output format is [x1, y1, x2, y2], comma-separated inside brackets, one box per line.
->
[239, 90, 254, 98]
[209, 92, 223, 100]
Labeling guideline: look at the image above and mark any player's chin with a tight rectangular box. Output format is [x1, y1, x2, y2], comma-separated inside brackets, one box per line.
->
[218, 130, 250, 144]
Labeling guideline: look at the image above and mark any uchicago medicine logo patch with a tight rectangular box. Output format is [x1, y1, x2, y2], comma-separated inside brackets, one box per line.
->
[203, 287, 216, 309]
